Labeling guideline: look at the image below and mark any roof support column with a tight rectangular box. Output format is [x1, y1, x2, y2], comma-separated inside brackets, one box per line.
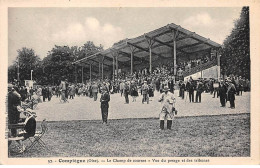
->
[131, 51, 134, 74]
[112, 56, 115, 81]
[116, 54, 118, 80]
[144, 35, 155, 74]
[217, 48, 221, 80]
[99, 61, 101, 80]
[102, 62, 104, 81]
[89, 64, 92, 82]
[149, 46, 152, 74]
[169, 29, 179, 76]
[111, 50, 119, 81]
[99, 55, 105, 81]
[128, 45, 136, 75]
[173, 36, 177, 76]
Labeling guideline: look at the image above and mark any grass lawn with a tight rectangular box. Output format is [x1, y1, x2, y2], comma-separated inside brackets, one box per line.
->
[9, 113, 250, 157]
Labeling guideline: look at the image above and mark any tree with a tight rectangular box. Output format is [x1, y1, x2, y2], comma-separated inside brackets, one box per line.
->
[221, 7, 250, 79]
[8, 47, 41, 85]
[8, 42, 103, 85]
[40, 42, 103, 85]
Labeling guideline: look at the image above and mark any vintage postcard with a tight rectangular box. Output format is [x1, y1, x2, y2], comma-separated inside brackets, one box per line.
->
[0, 0, 259, 165]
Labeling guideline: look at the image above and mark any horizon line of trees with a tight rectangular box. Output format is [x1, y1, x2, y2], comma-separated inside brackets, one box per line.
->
[8, 41, 104, 86]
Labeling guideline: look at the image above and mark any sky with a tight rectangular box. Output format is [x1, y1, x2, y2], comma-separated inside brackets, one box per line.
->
[8, 7, 242, 66]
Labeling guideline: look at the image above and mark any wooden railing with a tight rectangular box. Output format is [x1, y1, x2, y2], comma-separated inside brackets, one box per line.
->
[182, 59, 217, 77]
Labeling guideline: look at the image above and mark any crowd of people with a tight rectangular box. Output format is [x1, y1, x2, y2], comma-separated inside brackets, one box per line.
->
[8, 60, 250, 132]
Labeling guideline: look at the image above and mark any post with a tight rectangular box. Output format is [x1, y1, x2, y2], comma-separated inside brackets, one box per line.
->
[149, 46, 152, 74]
[217, 50, 221, 80]
[81, 66, 84, 83]
[128, 45, 136, 75]
[17, 58, 20, 85]
[31, 70, 33, 81]
[99, 62, 101, 79]
[101, 56, 104, 81]
[102, 62, 104, 81]
[116, 55, 118, 80]
[172, 31, 177, 76]
[112, 56, 115, 81]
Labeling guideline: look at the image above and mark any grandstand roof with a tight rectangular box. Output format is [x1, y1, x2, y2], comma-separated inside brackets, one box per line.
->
[73, 23, 221, 70]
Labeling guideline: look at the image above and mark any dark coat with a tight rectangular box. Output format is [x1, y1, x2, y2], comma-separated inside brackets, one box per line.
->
[100, 92, 110, 109]
[227, 83, 236, 101]
[219, 84, 227, 99]
[186, 81, 195, 92]
[197, 82, 204, 92]
[8, 91, 21, 124]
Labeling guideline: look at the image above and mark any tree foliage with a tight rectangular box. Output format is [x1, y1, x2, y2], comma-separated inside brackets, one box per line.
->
[8, 47, 41, 84]
[221, 7, 250, 79]
[8, 42, 103, 85]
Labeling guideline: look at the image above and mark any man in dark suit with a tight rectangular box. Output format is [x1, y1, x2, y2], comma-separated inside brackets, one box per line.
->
[8, 84, 22, 136]
[218, 80, 227, 107]
[100, 87, 110, 124]
[42, 86, 47, 102]
[180, 80, 185, 99]
[186, 77, 195, 103]
[195, 80, 203, 103]
[227, 79, 236, 109]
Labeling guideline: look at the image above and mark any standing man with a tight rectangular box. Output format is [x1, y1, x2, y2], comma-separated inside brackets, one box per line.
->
[158, 86, 176, 130]
[60, 79, 68, 102]
[92, 82, 98, 101]
[42, 86, 47, 102]
[180, 80, 186, 100]
[186, 77, 195, 103]
[124, 81, 130, 104]
[178, 80, 182, 97]
[119, 80, 125, 97]
[227, 79, 236, 109]
[195, 80, 203, 103]
[100, 87, 110, 124]
[29, 87, 34, 100]
[218, 80, 227, 107]
[141, 81, 149, 104]
[8, 84, 22, 136]
[47, 85, 52, 101]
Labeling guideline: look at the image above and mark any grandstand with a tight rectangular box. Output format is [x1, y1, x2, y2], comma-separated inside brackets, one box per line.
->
[73, 23, 221, 81]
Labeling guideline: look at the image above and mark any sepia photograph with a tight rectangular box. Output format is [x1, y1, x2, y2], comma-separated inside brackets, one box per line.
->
[1, 2, 259, 165]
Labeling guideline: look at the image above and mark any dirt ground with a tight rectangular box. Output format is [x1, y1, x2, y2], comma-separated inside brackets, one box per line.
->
[8, 90, 250, 157]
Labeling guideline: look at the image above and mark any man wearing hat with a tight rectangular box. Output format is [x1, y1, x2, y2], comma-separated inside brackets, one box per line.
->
[141, 81, 149, 104]
[92, 81, 99, 101]
[158, 86, 176, 130]
[186, 77, 195, 103]
[100, 87, 110, 124]
[227, 79, 236, 109]
[218, 80, 227, 107]
[119, 80, 125, 97]
[195, 80, 204, 103]
[8, 84, 22, 136]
